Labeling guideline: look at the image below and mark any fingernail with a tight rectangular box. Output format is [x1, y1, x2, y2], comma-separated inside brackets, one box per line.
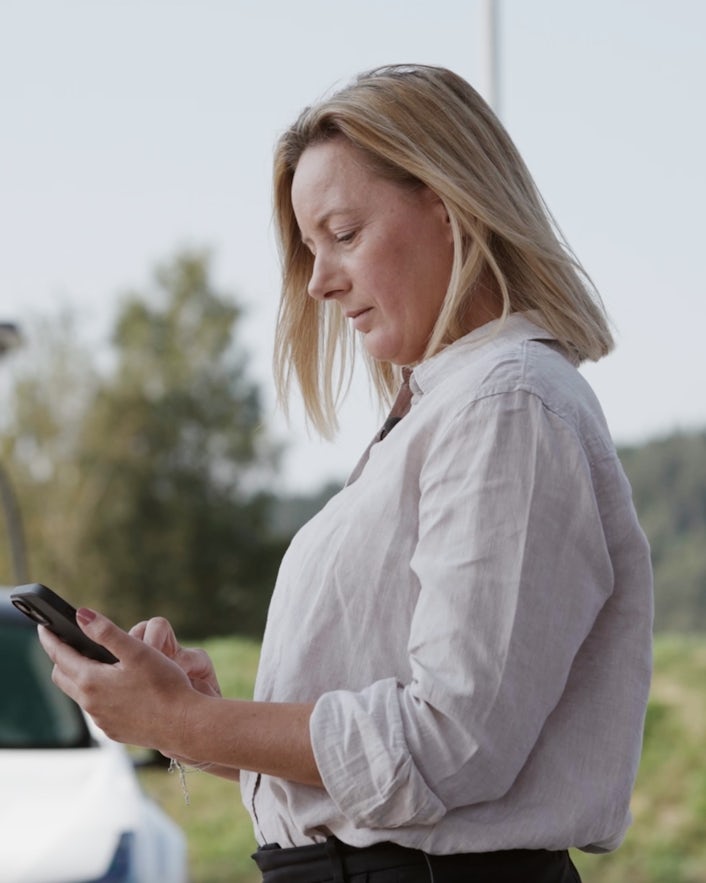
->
[77, 607, 97, 625]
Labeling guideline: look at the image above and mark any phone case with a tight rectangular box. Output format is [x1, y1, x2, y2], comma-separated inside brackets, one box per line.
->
[10, 583, 118, 664]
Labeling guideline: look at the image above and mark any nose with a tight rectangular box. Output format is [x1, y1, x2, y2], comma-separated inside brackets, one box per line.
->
[307, 250, 344, 301]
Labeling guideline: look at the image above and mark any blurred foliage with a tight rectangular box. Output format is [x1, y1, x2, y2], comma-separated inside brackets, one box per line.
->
[0, 250, 291, 638]
[619, 432, 706, 631]
[0, 310, 101, 592]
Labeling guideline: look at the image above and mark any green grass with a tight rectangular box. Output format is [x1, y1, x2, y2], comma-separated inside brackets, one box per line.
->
[137, 634, 706, 883]
[571, 635, 706, 883]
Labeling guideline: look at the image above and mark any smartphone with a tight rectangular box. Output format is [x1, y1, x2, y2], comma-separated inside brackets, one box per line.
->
[10, 583, 118, 664]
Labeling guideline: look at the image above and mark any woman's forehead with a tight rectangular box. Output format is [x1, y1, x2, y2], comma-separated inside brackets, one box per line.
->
[291, 141, 389, 228]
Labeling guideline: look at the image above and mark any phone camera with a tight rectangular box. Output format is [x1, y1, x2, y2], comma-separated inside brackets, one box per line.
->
[11, 598, 50, 626]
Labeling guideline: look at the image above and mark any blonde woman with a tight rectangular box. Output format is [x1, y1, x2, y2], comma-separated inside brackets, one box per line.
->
[40, 65, 653, 883]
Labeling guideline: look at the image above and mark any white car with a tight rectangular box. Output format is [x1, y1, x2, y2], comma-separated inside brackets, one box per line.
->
[0, 588, 189, 883]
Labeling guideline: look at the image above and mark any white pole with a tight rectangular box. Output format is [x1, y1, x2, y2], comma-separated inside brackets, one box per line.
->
[481, 0, 501, 116]
[0, 324, 28, 583]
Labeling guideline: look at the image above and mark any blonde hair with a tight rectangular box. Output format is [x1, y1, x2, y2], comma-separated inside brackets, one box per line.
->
[273, 64, 614, 436]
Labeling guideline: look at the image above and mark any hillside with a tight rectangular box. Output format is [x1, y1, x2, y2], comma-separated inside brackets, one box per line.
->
[619, 431, 706, 631]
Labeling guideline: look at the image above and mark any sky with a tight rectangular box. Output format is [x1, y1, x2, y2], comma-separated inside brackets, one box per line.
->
[1, 0, 704, 492]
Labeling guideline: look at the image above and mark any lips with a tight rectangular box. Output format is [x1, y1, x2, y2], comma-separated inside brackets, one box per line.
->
[345, 308, 371, 320]
[347, 307, 373, 331]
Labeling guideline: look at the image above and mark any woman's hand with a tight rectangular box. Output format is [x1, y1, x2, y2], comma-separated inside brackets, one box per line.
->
[38, 608, 200, 755]
[127, 615, 231, 773]
[38, 607, 322, 788]
[129, 616, 222, 698]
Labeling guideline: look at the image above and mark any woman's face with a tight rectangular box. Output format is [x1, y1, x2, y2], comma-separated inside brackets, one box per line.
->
[290, 138, 454, 366]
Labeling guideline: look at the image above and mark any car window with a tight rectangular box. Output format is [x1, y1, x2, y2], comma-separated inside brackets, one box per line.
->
[0, 621, 92, 748]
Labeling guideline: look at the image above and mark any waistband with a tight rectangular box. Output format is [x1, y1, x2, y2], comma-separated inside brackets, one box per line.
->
[252, 836, 574, 883]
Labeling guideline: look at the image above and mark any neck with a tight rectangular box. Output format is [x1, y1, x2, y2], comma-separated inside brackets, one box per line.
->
[463, 270, 505, 334]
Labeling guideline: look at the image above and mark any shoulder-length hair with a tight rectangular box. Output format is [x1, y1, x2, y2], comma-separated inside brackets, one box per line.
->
[273, 64, 614, 437]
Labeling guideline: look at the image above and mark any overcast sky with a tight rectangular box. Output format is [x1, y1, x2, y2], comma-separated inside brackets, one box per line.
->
[1, 0, 703, 491]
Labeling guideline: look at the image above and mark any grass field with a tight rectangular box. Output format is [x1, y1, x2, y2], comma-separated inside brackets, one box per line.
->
[137, 634, 706, 883]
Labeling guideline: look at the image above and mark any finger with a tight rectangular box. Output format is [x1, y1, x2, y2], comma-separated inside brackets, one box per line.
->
[178, 647, 217, 681]
[175, 647, 222, 697]
[141, 617, 178, 656]
[128, 620, 149, 639]
[37, 623, 87, 669]
[76, 608, 141, 662]
[37, 622, 66, 661]
[37, 625, 95, 702]
[129, 617, 174, 649]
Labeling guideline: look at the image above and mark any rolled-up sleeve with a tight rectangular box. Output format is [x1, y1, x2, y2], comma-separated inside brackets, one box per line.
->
[310, 389, 615, 828]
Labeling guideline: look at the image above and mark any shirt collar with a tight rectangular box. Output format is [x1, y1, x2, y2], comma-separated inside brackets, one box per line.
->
[409, 311, 558, 398]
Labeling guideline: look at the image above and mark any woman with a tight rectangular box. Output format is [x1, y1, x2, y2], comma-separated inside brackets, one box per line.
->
[39, 65, 653, 883]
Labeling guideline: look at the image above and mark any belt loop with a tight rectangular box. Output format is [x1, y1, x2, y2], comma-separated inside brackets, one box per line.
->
[324, 837, 348, 883]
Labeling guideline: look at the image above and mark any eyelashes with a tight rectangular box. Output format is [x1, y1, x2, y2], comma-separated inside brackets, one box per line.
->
[302, 228, 358, 256]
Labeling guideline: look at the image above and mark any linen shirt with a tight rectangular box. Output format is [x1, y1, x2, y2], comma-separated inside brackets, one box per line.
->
[240, 312, 653, 855]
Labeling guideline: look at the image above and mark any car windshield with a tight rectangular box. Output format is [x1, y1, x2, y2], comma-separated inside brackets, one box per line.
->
[0, 620, 91, 748]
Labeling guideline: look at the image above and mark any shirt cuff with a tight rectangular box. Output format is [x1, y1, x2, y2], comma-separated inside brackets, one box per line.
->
[310, 679, 447, 829]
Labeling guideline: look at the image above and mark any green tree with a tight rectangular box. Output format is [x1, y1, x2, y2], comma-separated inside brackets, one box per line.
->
[0, 251, 288, 638]
[75, 250, 284, 637]
[0, 311, 99, 589]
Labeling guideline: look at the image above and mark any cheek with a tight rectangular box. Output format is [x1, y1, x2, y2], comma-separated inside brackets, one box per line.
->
[405, 249, 452, 322]
[366, 222, 451, 329]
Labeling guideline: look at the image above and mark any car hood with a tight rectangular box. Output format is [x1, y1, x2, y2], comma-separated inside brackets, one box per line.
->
[0, 739, 146, 882]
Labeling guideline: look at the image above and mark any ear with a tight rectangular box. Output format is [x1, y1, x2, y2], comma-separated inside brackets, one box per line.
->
[421, 187, 454, 245]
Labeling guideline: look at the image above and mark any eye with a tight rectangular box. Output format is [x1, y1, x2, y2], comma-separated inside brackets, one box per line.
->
[335, 230, 356, 244]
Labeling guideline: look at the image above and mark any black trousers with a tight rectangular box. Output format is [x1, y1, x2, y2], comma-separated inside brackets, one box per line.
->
[252, 837, 582, 883]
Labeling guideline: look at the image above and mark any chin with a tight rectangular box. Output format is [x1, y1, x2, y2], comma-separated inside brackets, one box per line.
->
[363, 334, 407, 365]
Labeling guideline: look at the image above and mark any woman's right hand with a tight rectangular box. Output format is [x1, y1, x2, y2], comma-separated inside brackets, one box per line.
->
[128, 617, 241, 779]
[129, 616, 222, 698]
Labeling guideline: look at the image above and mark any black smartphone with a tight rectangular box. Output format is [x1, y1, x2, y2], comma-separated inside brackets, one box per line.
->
[10, 583, 118, 664]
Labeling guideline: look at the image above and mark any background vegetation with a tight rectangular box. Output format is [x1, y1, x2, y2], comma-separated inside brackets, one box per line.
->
[620, 434, 706, 632]
[2, 249, 705, 880]
[0, 251, 289, 637]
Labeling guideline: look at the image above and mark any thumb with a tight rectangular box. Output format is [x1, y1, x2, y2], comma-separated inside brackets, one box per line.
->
[76, 608, 132, 663]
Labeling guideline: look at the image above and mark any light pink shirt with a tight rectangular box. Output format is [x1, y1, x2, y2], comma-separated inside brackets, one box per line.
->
[240, 313, 653, 855]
